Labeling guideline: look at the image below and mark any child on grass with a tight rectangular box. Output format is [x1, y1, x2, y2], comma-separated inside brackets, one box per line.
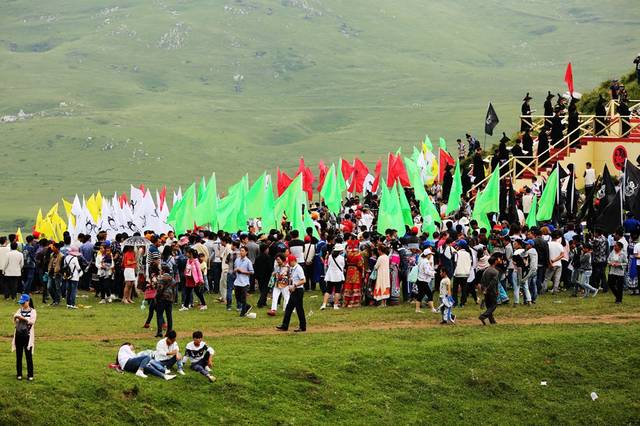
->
[184, 330, 216, 382]
[438, 268, 455, 325]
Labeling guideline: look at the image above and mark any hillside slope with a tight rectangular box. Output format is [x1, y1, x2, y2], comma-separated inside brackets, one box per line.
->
[1, 0, 638, 228]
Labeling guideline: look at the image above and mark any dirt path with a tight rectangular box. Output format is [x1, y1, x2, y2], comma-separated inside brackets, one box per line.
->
[5, 312, 640, 343]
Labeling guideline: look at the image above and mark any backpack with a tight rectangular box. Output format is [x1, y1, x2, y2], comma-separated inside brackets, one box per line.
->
[23, 247, 36, 269]
[61, 256, 73, 280]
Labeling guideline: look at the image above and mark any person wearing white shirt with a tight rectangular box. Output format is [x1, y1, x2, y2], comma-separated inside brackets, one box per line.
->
[276, 256, 307, 332]
[321, 244, 345, 310]
[155, 330, 184, 375]
[117, 343, 174, 380]
[0, 236, 9, 296]
[414, 249, 437, 313]
[3, 242, 24, 300]
[544, 232, 564, 294]
[522, 188, 534, 214]
[584, 162, 596, 188]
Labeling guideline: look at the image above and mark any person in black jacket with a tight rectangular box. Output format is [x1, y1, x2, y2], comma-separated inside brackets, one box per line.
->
[155, 265, 176, 337]
[472, 147, 486, 184]
[521, 93, 533, 132]
[254, 243, 274, 308]
[522, 129, 533, 166]
[537, 125, 550, 166]
[479, 254, 503, 325]
[511, 138, 525, 175]
[533, 227, 550, 296]
[567, 98, 580, 148]
[551, 106, 565, 148]
[543, 91, 554, 127]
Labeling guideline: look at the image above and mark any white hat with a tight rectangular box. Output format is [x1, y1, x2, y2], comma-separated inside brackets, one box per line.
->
[513, 248, 525, 256]
[333, 244, 345, 251]
[422, 248, 433, 256]
[459, 217, 470, 225]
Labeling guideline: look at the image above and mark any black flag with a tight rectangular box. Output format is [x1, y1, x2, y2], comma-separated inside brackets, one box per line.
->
[623, 160, 640, 217]
[485, 103, 499, 136]
[594, 190, 622, 234]
[595, 164, 616, 217]
[565, 164, 578, 216]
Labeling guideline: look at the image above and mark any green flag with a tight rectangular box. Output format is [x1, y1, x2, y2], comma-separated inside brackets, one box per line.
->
[446, 161, 462, 215]
[336, 161, 347, 194]
[320, 164, 342, 214]
[439, 137, 447, 151]
[275, 174, 305, 233]
[536, 167, 558, 222]
[260, 175, 277, 232]
[377, 180, 405, 233]
[473, 170, 500, 214]
[169, 183, 196, 233]
[246, 173, 267, 218]
[194, 173, 218, 228]
[422, 214, 437, 237]
[420, 194, 440, 230]
[216, 176, 248, 232]
[411, 146, 421, 164]
[526, 195, 538, 228]
[197, 176, 207, 204]
[397, 184, 414, 227]
[404, 157, 427, 202]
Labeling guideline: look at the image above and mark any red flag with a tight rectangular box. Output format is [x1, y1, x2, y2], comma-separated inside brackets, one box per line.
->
[317, 160, 329, 192]
[139, 184, 146, 194]
[296, 157, 315, 200]
[564, 62, 574, 95]
[348, 158, 369, 193]
[386, 153, 397, 188]
[371, 160, 382, 193]
[118, 193, 128, 208]
[438, 149, 455, 183]
[277, 167, 293, 196]
[159, 186, 167, 209]
[341, 158, 354, 182]
[393, 153, 411, 187]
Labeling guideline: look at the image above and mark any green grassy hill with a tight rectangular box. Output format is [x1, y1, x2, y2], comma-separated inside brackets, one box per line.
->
[1, 0, 638, 230]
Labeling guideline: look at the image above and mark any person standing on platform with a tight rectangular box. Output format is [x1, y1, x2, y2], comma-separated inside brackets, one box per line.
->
[521, 93, 533, 132]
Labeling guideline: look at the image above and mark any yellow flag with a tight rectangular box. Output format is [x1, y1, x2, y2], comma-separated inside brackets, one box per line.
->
[62, 198, 76, 226]
[16, 228, 23, 243]
[35, 209, 44, 231]
[87, 194, 100, 222]
[46, 203, 59, 220]
[39, 219, 54, 240]
[96, 191, 103, 213]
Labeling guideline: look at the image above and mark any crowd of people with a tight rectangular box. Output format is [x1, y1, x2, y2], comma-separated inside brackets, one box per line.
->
[4, 83, 640, 383]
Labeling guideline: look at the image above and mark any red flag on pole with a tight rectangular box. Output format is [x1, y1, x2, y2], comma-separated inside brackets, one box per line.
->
[159, 185, 167, 209]
[393, 153, 411, 187]
[296, 157, 315, 200]
[564, 62, 574, 95]
[371, 160, 382, 193]
[341, 158, 354, 182]
[438, 149, 455, 183]
[348, 157, 369, 194]
[317, 160, 329, 192]
[277, 167, 293, 196]
[386, 153, 397, 188]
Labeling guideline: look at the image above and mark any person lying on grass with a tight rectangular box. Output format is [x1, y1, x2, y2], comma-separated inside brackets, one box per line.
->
[184, 330, 216, 382]
[117, 343, 176, 380]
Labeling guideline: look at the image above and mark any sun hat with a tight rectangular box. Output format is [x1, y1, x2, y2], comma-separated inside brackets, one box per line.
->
[178, 236, 189, 246]
[422, 248, 433, 256]
[69, 246, 80, 256]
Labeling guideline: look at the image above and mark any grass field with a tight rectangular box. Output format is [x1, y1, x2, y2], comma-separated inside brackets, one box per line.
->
[1, 0, 639, 230]
[0, 290, 639, 425]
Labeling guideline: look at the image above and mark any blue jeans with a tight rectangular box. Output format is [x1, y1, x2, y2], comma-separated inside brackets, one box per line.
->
[527, 274, 538, 302]
[159, 355, 184, 371]
[48, 275, 61, 304]
[190, 352, 211, 377]
[226, 273, 235, 308]
[60, 278, 67, 298]
[23, 268, 36, 293]
[124, 355, 151, 373]
[578, 271, 596, 296]
[66, 280, 78, 306]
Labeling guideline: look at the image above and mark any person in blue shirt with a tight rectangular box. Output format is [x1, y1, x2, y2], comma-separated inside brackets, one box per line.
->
[233, 246, 254, 317]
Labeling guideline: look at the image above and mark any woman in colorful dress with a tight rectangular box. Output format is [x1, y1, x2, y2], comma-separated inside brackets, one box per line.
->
[373, 245, 390, 306]
[343, 241, 364, 308]
[388, 241, 402, 305]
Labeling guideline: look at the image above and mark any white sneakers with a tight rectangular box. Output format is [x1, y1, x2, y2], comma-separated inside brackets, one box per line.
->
[319, 304, 326, 310]
[177, 369, 185, 376]
[99, 299, 106, 304]
[205, 366, 211, 372]
[333, 305, 340, 310]
[136, 370, 148, 378]
[164, 374, 176, 381]
[199, 305, 208, 311]
[179, 306, 189, 312]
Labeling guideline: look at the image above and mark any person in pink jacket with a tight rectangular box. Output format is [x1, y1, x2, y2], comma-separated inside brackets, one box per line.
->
[12, 293, 37, 381]
[180, 249, 206, 311]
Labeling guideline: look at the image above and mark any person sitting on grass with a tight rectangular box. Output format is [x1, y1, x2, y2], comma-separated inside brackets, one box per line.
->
[117, 343, 176, 380]
[155, 330, 185, 376]
[184, 330, 216, 382]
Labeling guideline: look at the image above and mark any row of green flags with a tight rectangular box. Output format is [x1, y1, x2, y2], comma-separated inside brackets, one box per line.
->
[167, 157, 560, 235]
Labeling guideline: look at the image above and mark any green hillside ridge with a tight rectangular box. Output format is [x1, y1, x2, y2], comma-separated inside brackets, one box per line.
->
[1, 0, 638, 230]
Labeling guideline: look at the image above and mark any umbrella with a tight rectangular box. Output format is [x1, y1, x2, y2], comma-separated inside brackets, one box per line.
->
[122, 236, 150, 248]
